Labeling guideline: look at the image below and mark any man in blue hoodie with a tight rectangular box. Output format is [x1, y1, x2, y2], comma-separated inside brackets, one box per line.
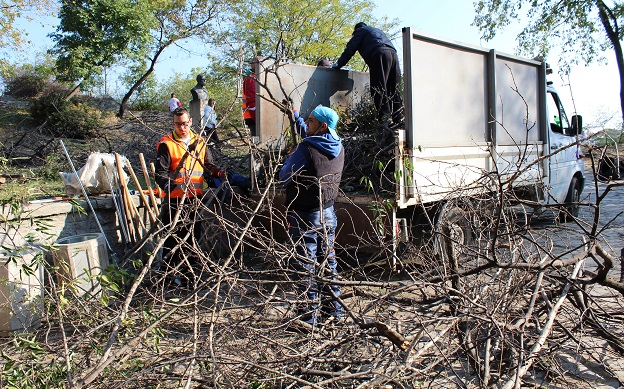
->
[334, 22, 403, 127]
[279, 104, 345, 326]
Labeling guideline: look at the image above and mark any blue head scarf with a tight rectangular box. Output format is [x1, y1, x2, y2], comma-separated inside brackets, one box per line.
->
[311, 105, 339, 140]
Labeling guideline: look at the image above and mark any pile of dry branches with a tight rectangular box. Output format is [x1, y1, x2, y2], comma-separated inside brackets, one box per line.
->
[2, 141, 624, 388]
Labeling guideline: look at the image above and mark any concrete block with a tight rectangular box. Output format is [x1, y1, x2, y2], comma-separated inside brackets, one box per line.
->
[52, 233, 110, 296]
[0, 248, 44, 335]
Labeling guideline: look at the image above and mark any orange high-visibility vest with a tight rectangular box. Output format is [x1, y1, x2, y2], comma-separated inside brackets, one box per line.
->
[242, 101, 254, 120]
[242, 74, 256, 121]
[156, 132, 207, 198]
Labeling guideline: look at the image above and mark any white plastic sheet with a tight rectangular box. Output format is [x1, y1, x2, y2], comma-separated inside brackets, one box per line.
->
[60, 152, 128, 196]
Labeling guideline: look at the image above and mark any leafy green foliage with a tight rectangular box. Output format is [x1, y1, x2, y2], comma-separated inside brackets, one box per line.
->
[29, 90, 71, 123]
[125, 71, 161, 111]
[50, 0, 157, 84]
[225, 0, 399, 68]
[473, 0, 613, 71]
[1, 335, 68, 389]
[472, 0, 624, 124]
[49, 102, 106, 139]
[1, 60, 57, 98]
[115, 0, 223, 117]
[98, 265, 135, 306]
[0, 0, 57, 51]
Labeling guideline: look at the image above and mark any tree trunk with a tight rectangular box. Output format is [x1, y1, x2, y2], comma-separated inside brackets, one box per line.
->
[116, 44, 170, 118]
[64, 83, 81, 101]
[596, 0, 624, 129]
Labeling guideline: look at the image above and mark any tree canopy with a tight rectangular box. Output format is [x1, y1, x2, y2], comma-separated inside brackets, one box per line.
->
[473, 0, 624, 127]
[49, 0, 156, 94]
[224, 0, 398, 68]
[0, 0, 56, 49]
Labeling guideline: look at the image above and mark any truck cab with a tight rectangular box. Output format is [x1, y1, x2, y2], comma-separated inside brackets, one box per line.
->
[546, 82, 584, 213]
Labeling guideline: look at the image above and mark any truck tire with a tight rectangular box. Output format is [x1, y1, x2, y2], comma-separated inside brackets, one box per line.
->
[434, 200, 479, 284]
[558, 177, 580, 223]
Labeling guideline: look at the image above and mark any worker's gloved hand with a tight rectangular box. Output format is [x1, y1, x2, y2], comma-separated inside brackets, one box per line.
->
[209, 166, 226, 179]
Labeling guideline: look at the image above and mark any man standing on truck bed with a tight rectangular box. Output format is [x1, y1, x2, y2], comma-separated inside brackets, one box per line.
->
[333, 22, 403, 128]
[279, 104, 345, 326]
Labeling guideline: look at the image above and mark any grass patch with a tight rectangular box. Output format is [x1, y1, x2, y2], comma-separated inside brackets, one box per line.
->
[0, 168, 66, 202]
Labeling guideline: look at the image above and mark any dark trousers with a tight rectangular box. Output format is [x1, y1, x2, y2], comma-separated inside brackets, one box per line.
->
[159, 197, 202, 280]
[204, 126, 219, 143]
[368, 47, 403, 123]
[287, 206, 343, 320]
[244, 118, 256, 137]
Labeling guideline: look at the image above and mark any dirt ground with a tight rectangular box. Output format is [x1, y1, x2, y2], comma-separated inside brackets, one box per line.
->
[2, 97, 624, 387]
[529, 157, 624, 388]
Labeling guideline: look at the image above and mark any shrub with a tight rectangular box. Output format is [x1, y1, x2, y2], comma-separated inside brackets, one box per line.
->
[29, 91, 71, 124]
[48, 102, 104, 139]
[29, 91, 105, 139]
[2, 63, 56, 98]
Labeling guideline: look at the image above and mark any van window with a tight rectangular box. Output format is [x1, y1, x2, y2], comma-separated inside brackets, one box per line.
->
[547, 91, 571, 135]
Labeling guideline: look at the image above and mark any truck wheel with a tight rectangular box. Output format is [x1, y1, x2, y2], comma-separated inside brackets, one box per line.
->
[558, 177, 580, 223]
[434, 200, 479, 285]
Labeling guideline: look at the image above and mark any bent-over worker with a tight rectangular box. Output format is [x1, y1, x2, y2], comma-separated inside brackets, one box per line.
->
[334, 22, 403, 127]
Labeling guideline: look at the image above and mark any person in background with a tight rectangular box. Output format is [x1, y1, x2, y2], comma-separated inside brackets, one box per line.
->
[168, 93, 181, 113]
[202, 98, 219, 143]
[242, 68, 257, 137]
[279, 103, 345, 326]
[155, 106, 225, 287]
[333, 22, 403, 127]
[317, 58, 332, 68]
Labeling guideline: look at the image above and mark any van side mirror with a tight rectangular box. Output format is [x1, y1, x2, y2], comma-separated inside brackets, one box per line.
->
[570, 115, 583, 135]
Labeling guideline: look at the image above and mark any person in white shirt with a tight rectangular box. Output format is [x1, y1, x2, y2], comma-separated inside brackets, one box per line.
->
[168, 93, 181, 113]
[202, 98, 219, 143]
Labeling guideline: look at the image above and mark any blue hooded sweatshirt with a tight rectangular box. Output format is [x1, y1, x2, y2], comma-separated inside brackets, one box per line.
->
[279, 111, 343, 184]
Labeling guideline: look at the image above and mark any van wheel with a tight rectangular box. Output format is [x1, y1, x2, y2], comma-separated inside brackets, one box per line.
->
[434, 200, 483, 290]
[435, 202, 474, 263]
[434, 197, 519, 287]
[558, 177, 580, 223]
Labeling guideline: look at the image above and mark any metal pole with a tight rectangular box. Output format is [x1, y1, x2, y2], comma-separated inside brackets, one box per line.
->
[102, 162, 130, 244]
[59, 140, 116, 259]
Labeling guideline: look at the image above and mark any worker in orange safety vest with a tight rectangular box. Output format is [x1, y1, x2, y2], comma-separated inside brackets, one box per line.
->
[154, 106, 225, 287]
[242, 68, 256, 137]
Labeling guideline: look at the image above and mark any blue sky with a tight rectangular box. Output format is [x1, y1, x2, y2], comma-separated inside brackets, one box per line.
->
[376, 0, 620, 129]
[7, 0, 620, 128]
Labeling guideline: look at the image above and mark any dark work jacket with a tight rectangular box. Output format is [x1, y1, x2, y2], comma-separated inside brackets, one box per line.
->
[285, 143, 345, 212]
[336, 25, 396, 68]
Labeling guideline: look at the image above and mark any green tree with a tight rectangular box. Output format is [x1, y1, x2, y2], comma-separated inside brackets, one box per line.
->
[473, 0, 624, 127]
[49, 0, 156, 100]
[225, 0, 398, 67]
[115, 0, 223, 118]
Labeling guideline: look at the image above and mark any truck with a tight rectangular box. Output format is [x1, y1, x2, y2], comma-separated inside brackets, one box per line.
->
[253, 27, 585, 265]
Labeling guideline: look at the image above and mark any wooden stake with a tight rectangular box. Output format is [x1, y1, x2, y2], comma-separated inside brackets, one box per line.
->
[139, 153, 160, 216]
[115, 153, 137, 244]
[126, 159, 157, 224]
